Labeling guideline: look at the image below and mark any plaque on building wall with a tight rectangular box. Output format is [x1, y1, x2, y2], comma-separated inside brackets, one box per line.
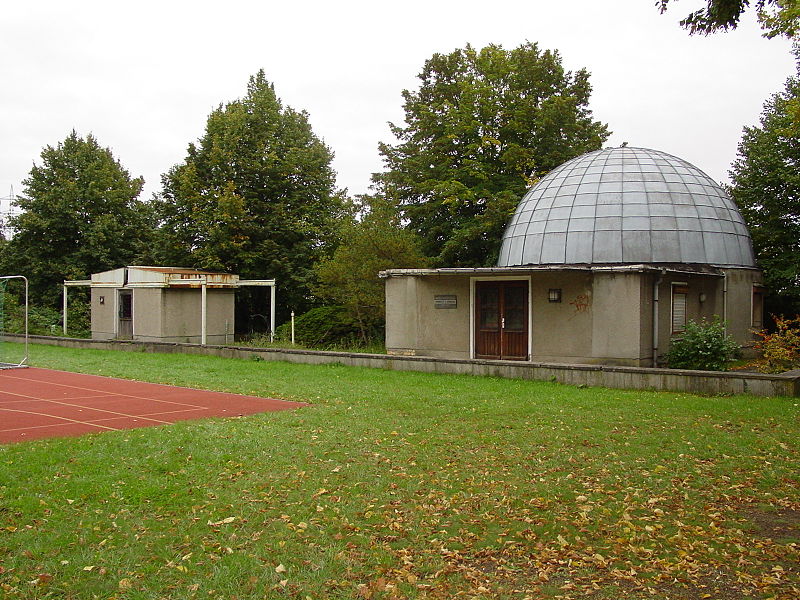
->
[434, 295, 457, 309]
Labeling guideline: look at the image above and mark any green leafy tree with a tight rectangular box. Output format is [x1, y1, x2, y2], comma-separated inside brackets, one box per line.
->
[374, 42, 610, 267]
[153, 70, 343, 323]
[657, 0, 800, 38]
[2, 131, 150, 305]
[313, 197, 428, 343]
[730, 62, 800, 315]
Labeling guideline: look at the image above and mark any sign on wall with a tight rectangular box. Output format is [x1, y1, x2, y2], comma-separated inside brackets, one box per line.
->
[434, 295, 458, 309]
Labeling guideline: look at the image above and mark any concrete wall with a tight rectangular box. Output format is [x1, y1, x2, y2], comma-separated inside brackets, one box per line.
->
[132, 288, 162, 339]
[16, 334, 799, 397]
[385, 277, 419, 355]
[160, 289, 235, 344]
[91, 286, 235, 343]
[529, 271, 593, 362]
[651, 272, 727, 365]
[415, 276, 471, 358]
[649, 268, 762, 364]
[385, 269, 763, 368]
[90, 288, 116, 340]
[385, 276, 471, 358]
[590, 272, 647, 365]
[723, 268, 763, 346]
[387, 271, 656, 366]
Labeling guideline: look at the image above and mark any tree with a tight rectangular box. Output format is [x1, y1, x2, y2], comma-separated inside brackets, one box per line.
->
[730, 63, 800, 316]
[2, 131, 150, 305]
[374, 43, 610, 267]
[313, 197, 428, 342]
[657, 0, 800, 38]
[153, 70, 343, 324]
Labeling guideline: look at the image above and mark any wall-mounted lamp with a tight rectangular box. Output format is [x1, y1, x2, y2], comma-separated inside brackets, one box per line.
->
[99, 296, 105, 305]
[699, 293, 706, 303]
[548, 288, 562, 303]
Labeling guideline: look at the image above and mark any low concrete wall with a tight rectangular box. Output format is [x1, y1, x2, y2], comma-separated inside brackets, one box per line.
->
[9, 334, 799, 397]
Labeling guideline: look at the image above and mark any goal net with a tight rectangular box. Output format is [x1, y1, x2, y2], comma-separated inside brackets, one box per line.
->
[0, 275, 28, 368]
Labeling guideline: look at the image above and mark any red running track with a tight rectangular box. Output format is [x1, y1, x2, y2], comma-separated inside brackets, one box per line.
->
[0, 367, 306, 443]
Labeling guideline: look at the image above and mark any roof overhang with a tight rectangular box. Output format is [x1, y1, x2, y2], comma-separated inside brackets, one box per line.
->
[379, 263, 734, 279]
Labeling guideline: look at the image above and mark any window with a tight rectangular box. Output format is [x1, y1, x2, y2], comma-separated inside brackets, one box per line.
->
[671, 284, 688, 334]
[752, 286, 765, 329]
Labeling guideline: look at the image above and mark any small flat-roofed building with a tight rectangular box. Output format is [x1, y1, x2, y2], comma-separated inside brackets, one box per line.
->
[65, 266, 275, 344]
[382, 147, 764, 367]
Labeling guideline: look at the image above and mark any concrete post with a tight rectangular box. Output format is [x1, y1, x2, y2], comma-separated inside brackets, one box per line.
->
[201, 281, 207, 345]
[63, 285, 68, 335]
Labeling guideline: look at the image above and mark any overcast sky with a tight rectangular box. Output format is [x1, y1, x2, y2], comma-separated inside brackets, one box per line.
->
[1, 0, 796, 216]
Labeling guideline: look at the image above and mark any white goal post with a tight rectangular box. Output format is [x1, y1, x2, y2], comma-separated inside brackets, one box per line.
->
[0, 275, 29, 368]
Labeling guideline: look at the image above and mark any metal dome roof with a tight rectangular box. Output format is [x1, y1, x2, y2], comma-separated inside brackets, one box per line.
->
[497, 146, 756, 268]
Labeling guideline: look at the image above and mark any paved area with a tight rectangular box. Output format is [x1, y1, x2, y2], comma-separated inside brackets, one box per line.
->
[0, 367, 305, 443]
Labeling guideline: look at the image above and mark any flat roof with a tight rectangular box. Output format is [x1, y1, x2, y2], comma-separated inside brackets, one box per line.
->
[379, 263, 737, 278]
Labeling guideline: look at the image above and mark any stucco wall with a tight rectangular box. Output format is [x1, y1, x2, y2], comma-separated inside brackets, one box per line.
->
[386, 276, 471, 359]
[158, 289, 235, 344]
[384, 268, 761, 367]
[132, 288, 162, 339]
[90, 288, 116, 340]
[650, 269, 761, 363]
[385, 277, 420, 354]
[723, 268, 762, 346]
[415, 276, 471, 358]
[653, 273, 726, 365]
[590, 272, 646, 365]
[529, 271, 593, 362]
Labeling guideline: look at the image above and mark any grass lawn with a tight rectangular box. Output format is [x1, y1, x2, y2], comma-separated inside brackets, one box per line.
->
[1, 343, 798, 599]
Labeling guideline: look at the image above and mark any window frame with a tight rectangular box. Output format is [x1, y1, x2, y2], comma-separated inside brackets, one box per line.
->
[671, 282, 689, 335]
[752, 285, 765, 329]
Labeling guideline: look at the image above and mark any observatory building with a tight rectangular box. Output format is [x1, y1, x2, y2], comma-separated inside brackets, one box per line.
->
[381, 146, 764, 367]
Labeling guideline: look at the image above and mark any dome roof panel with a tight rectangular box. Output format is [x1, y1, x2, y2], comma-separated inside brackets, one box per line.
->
[498, 146, 756, 268]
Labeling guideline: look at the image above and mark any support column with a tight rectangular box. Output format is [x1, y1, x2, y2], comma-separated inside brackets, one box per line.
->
[63, 285, 68, 335]
[201, 281, 207, 345]
[270, 284, 276, 342]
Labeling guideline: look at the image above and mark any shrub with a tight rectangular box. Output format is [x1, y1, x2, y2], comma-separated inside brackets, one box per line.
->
[750, 315, 800, 373]
[273, 305, 382, 348]
[666, 317, 741, 371]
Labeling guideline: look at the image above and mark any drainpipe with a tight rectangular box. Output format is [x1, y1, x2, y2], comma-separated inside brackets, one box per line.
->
[652, 270, 664, 367]
[722, 271, 728, 333]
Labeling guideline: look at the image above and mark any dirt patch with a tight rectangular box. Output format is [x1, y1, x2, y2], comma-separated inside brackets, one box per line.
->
[741, 507, 800, 542]
[646, 574, 753, 600]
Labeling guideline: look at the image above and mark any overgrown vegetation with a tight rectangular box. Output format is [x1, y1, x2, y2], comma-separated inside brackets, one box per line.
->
[0, 344, 797, 599]
[666, 317, 742, 371]
[271, 305, 378, 349]
[750, 315, 800, 373]
[313, 197, 427, 344]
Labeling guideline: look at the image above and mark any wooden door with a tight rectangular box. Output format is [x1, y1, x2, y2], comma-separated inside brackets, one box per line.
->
[118, 290, 133, 339]
[475, 281, 529, 360]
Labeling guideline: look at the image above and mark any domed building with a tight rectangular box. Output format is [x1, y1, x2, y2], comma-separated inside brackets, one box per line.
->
[381, 146, 764, 367]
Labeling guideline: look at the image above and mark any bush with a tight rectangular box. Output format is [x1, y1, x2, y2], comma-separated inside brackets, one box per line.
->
[273, 305, 383, 349]
[666, 317, 741, 371]
[750, 315, 800, 373]
[1, 294, 90, 337]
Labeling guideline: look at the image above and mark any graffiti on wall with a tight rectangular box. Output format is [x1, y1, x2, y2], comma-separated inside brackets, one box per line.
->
[569, 294, 590, 313]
